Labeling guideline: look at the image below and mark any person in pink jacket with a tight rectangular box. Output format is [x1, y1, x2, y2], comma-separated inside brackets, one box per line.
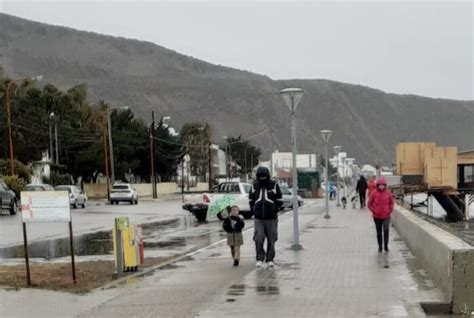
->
[367, 177, 394, 252]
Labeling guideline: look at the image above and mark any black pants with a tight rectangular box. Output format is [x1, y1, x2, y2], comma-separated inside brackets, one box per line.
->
[359, 192, 366, 208]
[373, 217, 390, 249]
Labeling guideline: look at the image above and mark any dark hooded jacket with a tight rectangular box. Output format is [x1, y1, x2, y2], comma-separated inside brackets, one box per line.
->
[249, 167, 282, 219]
[356, 176, 368, 194]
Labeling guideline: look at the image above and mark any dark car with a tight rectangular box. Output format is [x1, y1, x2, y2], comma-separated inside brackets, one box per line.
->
[0, 179, 17, 215]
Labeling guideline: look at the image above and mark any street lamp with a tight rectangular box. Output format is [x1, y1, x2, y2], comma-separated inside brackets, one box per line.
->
[108, 105, 129, 184]
[280, 87, 304, 250]
[345, 158, 355, 192]
[333, 146, 342, 207]
[4, 75, 43, 175]
[320, 130, 332, 219]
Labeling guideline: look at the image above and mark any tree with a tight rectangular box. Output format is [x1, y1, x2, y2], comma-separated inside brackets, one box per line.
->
[226, 136, 262, 177]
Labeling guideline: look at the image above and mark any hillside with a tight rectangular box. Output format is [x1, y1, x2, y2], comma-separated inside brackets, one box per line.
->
[1, 13, 473, 165]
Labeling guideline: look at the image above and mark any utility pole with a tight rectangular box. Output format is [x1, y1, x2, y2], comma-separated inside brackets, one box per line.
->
[107, 107, 115, 185]
[244, 144, 248, 183]
[150, 111, 157, 199]
[103, 121, 110, 201]
[270, 127, 274, 178]
[54, 122, 59, 165]
[49, 118, 54, 164]
[208, 136, 213, 190]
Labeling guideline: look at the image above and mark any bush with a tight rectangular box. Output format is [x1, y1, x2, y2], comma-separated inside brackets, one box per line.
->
[1, 175, 27, 197]
[0, 159, 31, 182]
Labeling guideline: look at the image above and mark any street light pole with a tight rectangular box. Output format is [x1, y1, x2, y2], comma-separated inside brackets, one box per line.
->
[333, 146, 342, 207]
[321, 130, 332, 219]
[4, 75, 43, 175]
[280, 88, 304, 250]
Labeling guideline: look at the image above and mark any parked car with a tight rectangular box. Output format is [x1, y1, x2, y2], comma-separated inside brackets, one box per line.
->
[0, 179, 17, 215]
[24, 184, 55, 191]
[110, 183, 138, 205]
[279, 185, 304, 210]
[55, 185, 87, 209]
[183, 182, 252, 221]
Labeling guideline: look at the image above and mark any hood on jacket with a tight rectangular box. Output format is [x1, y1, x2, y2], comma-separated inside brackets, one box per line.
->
[256, 166, 270, 179]
[376, 177, 387, 186]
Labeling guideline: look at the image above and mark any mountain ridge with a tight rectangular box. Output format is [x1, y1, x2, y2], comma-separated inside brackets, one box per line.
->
[1, 12, 473, 164]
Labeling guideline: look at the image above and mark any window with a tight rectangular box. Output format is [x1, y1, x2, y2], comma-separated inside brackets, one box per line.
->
[464, 165, 474, 183]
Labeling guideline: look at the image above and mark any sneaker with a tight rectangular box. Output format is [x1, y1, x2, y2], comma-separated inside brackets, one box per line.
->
[378, 247, 383, 253]
[256, 261, 263, 268]
[233, 259, 239, 267]
[267, 261, 275, 268]
[384, 247, 390, 253]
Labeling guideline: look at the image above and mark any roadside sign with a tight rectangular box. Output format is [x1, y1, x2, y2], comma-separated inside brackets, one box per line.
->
[19, 190, 76, 286]
[20, 191, 71, 223]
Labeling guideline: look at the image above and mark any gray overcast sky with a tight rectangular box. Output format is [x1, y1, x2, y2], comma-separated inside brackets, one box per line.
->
[1, 0, 473, 100]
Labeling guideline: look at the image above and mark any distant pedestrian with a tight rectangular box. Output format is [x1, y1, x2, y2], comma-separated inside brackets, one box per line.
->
[368, 177, 394, 253]
[367, 176, 376, 199]
[356, 175, 368, 208]
[222, 205, 245, 266]
[249, 166, 282, 269]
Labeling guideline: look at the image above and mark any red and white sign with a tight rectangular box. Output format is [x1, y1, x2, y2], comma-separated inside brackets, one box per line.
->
[20, 191, 71, 223]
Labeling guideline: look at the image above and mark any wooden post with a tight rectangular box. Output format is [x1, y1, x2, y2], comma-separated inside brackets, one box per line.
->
[22, 222, 31, 286]
[69, 221, 77, 284]
[103, 123, 110, 201]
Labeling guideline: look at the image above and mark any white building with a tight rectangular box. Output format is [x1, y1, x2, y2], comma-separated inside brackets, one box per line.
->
[271, 151, 317, 177]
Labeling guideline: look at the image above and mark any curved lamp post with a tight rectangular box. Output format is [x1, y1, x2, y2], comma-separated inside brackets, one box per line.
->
[280, 88, 304, 250]
[320, 130, 332, 219]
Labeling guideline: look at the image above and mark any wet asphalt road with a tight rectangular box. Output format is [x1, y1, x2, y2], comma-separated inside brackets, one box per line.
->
[0, 199, 187, 248]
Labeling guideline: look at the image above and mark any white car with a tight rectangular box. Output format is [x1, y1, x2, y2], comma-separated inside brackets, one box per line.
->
[279, 186, 304, 210]
[183, 182, 252, 221]
[110, 183, 138, 205]
[55, 185, 87, 209]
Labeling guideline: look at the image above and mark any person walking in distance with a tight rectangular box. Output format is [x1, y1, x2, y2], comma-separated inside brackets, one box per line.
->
[249, 166, 282, 269]
[356, 175, 368, 208]
[367, 176, 376, 199]
[222, 205, 245, 266]
[368, 177, 394, 253]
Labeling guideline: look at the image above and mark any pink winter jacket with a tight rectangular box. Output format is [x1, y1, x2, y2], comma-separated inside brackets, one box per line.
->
[368, 189, 394, 219]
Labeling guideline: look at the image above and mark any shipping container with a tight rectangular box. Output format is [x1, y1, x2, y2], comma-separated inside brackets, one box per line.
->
[424, 146, 457, 189]
[396, 142, 437, 176]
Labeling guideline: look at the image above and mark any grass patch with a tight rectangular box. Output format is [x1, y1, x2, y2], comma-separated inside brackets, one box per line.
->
[0, 257, 169, 293]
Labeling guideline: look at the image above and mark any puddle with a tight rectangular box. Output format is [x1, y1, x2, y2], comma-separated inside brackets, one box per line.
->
[0, 215, 224, 260]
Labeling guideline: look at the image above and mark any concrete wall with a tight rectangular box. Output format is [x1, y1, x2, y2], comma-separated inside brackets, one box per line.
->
[83, 182, 209, 198]
[392, 205, 474, 314]
[84, 183, 108, 198]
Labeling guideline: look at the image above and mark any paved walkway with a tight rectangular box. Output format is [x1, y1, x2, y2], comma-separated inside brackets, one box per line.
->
[0, 201, 447, 317]
[198, 204, 445, 317]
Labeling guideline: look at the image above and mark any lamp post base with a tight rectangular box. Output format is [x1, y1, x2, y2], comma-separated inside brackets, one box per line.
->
[290, 243, 304, 251]
[324, 214, 331, 219]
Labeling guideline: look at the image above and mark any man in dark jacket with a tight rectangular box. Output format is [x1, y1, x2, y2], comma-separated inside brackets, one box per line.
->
[356, 175, 368, 209]
[249, 166, 282, 268]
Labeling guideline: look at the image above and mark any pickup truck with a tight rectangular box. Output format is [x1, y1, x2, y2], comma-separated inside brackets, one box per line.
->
[183, 182, 252, 222]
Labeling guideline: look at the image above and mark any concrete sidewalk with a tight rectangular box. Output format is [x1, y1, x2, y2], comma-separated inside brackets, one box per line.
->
[198, 205, 446, 317]
[0, 202, 448, 317]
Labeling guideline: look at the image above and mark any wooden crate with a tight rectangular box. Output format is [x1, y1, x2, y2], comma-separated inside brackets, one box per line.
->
[396, 142, 437, 175]
[424, 146, 458, 189]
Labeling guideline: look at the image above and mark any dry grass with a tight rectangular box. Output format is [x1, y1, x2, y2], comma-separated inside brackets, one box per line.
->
[0, 257, 169, 293]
